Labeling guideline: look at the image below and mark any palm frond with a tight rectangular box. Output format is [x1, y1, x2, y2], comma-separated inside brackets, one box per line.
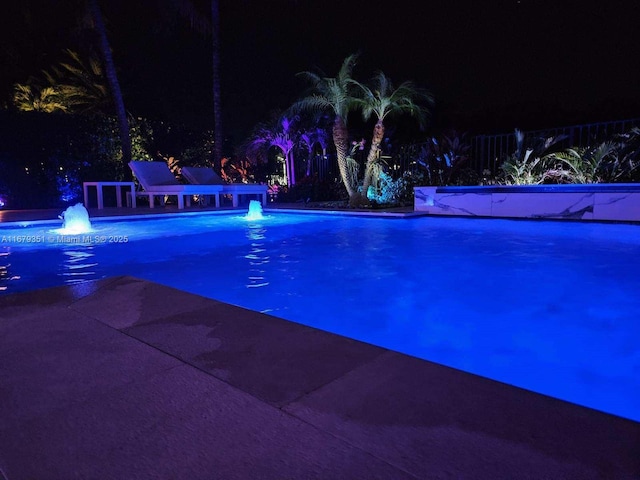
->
[12, 84, 68, 113]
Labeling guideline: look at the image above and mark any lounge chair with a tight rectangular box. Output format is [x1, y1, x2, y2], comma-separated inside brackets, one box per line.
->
[181, 166, 268, 207]
[128, 161, 223, 209]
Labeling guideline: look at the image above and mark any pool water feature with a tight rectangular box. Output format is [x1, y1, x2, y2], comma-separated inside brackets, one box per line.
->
[57, 203, 92, 234]
[245, 199, 265, 221]
[1, 212, 639, 422]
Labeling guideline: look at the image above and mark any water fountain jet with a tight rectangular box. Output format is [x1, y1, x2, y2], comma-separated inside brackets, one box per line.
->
[58, 203, 93, 234]
[245, 200, 265, 221]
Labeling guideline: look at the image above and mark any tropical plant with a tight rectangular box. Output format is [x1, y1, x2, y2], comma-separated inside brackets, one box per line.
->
[545, 143, 616, 184]
[367, 170, 421, 206]
[221, 157, 255, 183]
[12, 84, 68, 113]
[547, 129, 640, 183]
[0, 111, 149, 208]
[349, 72, 433, 204]
[293, 54, 360, 204]
[43, 49, 110, 114]
[500, 152, 547, 185]
[607, 127, 640, 182]
[344, 141, 361, 192]
[500, 127, 640, 185]
[499, 129, 569, 185]
[244, 113, 298, 186]
[409, 131, 471, 185]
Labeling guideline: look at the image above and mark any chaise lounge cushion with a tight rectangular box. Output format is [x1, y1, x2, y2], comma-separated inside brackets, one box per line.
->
[129, 161, 182, 189]
[128, 161, 223, 209]
[181, 166, 268, 207]
[181, 166, 226, 185]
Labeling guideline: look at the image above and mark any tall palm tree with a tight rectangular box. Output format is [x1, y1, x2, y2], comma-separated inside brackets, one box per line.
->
[86, 0, 132, 164]
[162, 0, 223, 171]
[293, 54, 359, 202]
[210, 0, 223, 171]
[351, 72, 433, 202]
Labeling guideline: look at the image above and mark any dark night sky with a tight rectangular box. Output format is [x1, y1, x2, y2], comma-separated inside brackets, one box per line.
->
[2, 0, 640, 145]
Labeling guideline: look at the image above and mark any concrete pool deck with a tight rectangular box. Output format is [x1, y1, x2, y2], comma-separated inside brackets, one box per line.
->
[1, 275, 639, 479]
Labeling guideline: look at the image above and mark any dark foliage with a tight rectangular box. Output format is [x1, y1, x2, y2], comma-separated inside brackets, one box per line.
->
[274, 175, 346, 203]
[0, 111, 217, 209]
[0, 111, 124, 208]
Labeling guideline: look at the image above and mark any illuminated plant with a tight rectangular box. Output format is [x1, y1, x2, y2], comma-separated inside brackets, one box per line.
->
[500, 127, 640, 184]
[43, 49, 110, 114]
[12, 84, 68, 113]
[293, 54, 360, 203]
[244, 114, 298, 186]
[499, 129, 568, 184]
[349, 72, 433, 205]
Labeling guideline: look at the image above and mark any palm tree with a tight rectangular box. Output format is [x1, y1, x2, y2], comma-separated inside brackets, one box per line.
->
[12, 84, 68, 113]
[43, 49, 110, 114]
[350, 72, 433, 203]
[86, 0, 132, 164]
[163, 0, 222, 170]
[159, 0, 223, 171]
[210, 0, 223, 171]
[245, 114, 297, 186]
[293, 54, 360, 202]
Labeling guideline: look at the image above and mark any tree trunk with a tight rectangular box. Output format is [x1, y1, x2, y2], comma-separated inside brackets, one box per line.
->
[362, 120, 385, 200]
[211, 0, 223, 172]
[286, 148, 296, 186]
[87, 0, 131, 167]
[333, 115, 357, 199]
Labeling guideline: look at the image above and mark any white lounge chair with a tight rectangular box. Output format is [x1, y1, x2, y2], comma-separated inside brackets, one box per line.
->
[181, 166, 268, 207]
[128, 161, 223, 209]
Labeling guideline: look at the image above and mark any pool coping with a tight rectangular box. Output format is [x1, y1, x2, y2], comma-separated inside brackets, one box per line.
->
[0, 276, 638, 479]
[3, 201, 639, 229]
[0, 204, 425, 228]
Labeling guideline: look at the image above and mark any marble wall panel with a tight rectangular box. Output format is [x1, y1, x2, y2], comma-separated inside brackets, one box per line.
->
[491, 193, 595, 220]
[414, 186, 639, 222]
[593, 193, 640, 221]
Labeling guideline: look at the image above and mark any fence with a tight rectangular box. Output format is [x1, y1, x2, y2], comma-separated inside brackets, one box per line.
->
[470, 118, 640, 174]
[302, 154, 338, 181]
[292, 117, 640, 184]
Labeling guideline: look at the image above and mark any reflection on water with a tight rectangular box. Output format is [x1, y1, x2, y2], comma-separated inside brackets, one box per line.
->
[244, 222, 269, 288]
[0, 250, 20, 291]
[59, 247, 98, 285]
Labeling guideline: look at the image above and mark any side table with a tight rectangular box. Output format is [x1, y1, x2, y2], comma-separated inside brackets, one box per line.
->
[83, 182, 137, 209]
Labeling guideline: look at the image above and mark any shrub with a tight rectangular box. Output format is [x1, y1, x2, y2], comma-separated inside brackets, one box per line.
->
[498, 127, 640, 185]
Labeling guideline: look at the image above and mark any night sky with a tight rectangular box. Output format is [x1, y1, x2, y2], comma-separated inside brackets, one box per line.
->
[2, 0, 640, 145]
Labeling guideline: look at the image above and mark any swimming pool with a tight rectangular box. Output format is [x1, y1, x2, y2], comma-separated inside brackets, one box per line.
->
[2, 211, 639, 422]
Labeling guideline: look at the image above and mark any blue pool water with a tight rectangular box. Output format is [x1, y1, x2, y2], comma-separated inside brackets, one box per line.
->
[1, 211, 639, 422]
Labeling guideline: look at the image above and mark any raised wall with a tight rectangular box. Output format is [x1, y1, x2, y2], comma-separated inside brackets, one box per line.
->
[414, 184, 640, 222]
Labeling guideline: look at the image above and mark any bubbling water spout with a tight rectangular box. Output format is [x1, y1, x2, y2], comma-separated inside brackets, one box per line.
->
[58, 203, 93, 234]
[245, 200, 265, 221]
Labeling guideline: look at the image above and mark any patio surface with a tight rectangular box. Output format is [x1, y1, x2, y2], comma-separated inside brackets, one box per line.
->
[0, 206, 639, 479]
